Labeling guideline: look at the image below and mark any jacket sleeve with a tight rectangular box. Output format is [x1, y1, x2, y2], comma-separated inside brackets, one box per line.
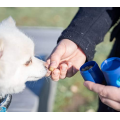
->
[57, 7, 120, 61]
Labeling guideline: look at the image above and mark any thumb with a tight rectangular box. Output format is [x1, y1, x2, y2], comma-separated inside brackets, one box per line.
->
[49, 44, 65, 71]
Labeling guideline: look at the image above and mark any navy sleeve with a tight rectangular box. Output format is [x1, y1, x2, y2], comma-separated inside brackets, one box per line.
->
[58, 7, 120, 61]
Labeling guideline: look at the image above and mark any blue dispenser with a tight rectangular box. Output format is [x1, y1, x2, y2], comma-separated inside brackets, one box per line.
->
[101, 57, 120, 87]
[80, 57, 120, 87]
[80, 61, 104, 84]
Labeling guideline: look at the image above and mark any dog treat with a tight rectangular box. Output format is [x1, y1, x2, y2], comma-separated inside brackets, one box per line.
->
[81, 66, 93, 71]
[49, 67, 55, 72]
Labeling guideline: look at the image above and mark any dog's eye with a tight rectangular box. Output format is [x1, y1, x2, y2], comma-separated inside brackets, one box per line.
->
[25, 59, 32, 66]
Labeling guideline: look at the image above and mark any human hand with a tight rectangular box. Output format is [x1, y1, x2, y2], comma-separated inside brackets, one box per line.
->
[84, 81, 120, 111]
[45, 39, 86, 81]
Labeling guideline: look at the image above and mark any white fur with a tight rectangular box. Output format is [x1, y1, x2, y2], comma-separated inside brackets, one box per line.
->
[0, 17, 47, 95]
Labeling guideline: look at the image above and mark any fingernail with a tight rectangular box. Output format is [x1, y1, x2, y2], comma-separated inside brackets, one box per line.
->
[49, 61, 57, 71]
[46, 73, 50, 77]
[45, 70, 51, 76]
[50, 61, 56, 67]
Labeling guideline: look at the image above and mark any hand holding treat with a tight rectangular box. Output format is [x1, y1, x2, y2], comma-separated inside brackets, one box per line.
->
[46, 39, 86, 81]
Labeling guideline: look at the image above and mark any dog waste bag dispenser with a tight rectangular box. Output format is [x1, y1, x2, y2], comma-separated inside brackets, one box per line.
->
[80, 61, 104, 84]
[80, 57, 120, 87]
[101, 57, 120, 87]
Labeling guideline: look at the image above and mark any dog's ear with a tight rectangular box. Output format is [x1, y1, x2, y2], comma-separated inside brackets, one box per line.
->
[0, 39, 4, 58]
[1, 16, 16, 26]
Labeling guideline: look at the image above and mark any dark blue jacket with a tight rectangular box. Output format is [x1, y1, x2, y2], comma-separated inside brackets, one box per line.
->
[58, 7, 120, 61]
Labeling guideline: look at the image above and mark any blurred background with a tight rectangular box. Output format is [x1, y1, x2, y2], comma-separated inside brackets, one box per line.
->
[0, 7, 115, 112]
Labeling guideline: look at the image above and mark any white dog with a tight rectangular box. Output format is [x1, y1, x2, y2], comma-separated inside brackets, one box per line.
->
[0, 17, 47, 95]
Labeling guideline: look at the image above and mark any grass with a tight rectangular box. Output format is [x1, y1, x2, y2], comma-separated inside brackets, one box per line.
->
[0, 7, 115, 112]
[0, 7, 78, 28]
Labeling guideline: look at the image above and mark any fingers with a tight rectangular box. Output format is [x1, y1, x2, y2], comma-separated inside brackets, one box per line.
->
[84, 81, 120, 111]
[84, 81, 105, 93]
[99, 95, 120, 111]
[45, 61, 68, 80]
[46, 70, 51, 77]
[59, 63, 68, 79]
[84, 81, 120, 102]
[47, 62, 70, 81]
[51, 69, 60, 81]
[66, 62, 73, 77]
[46, 60, 79, 80]
[51, 63, 68, 80]
[44, 61, 51, 77]
[49, 44, 65, 71]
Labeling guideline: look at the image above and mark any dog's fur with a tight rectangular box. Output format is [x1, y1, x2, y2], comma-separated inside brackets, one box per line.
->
[0, 17, 47, 95]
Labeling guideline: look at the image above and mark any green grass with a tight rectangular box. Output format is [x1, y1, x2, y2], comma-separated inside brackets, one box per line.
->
[0, 7, 78, 28]
[0, 7, 115, 112]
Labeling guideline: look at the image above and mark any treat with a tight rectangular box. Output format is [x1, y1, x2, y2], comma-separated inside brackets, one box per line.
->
[49, 67, 55, 72]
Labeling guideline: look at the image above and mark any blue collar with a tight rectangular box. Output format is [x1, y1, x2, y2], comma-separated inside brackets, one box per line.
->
[0, 94, 12, 112]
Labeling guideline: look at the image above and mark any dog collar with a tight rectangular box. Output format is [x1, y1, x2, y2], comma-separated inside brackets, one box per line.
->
[0, 94, 12, 112]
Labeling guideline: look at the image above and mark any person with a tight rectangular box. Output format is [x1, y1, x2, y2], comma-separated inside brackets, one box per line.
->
[45, 7, 120, 112]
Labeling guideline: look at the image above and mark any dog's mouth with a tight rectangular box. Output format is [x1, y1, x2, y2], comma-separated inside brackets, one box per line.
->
[28, 76, 41, 79]
[27, 76, 41, 81]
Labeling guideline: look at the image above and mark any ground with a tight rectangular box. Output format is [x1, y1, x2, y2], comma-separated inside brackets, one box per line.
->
[0, 7, 115, 112]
